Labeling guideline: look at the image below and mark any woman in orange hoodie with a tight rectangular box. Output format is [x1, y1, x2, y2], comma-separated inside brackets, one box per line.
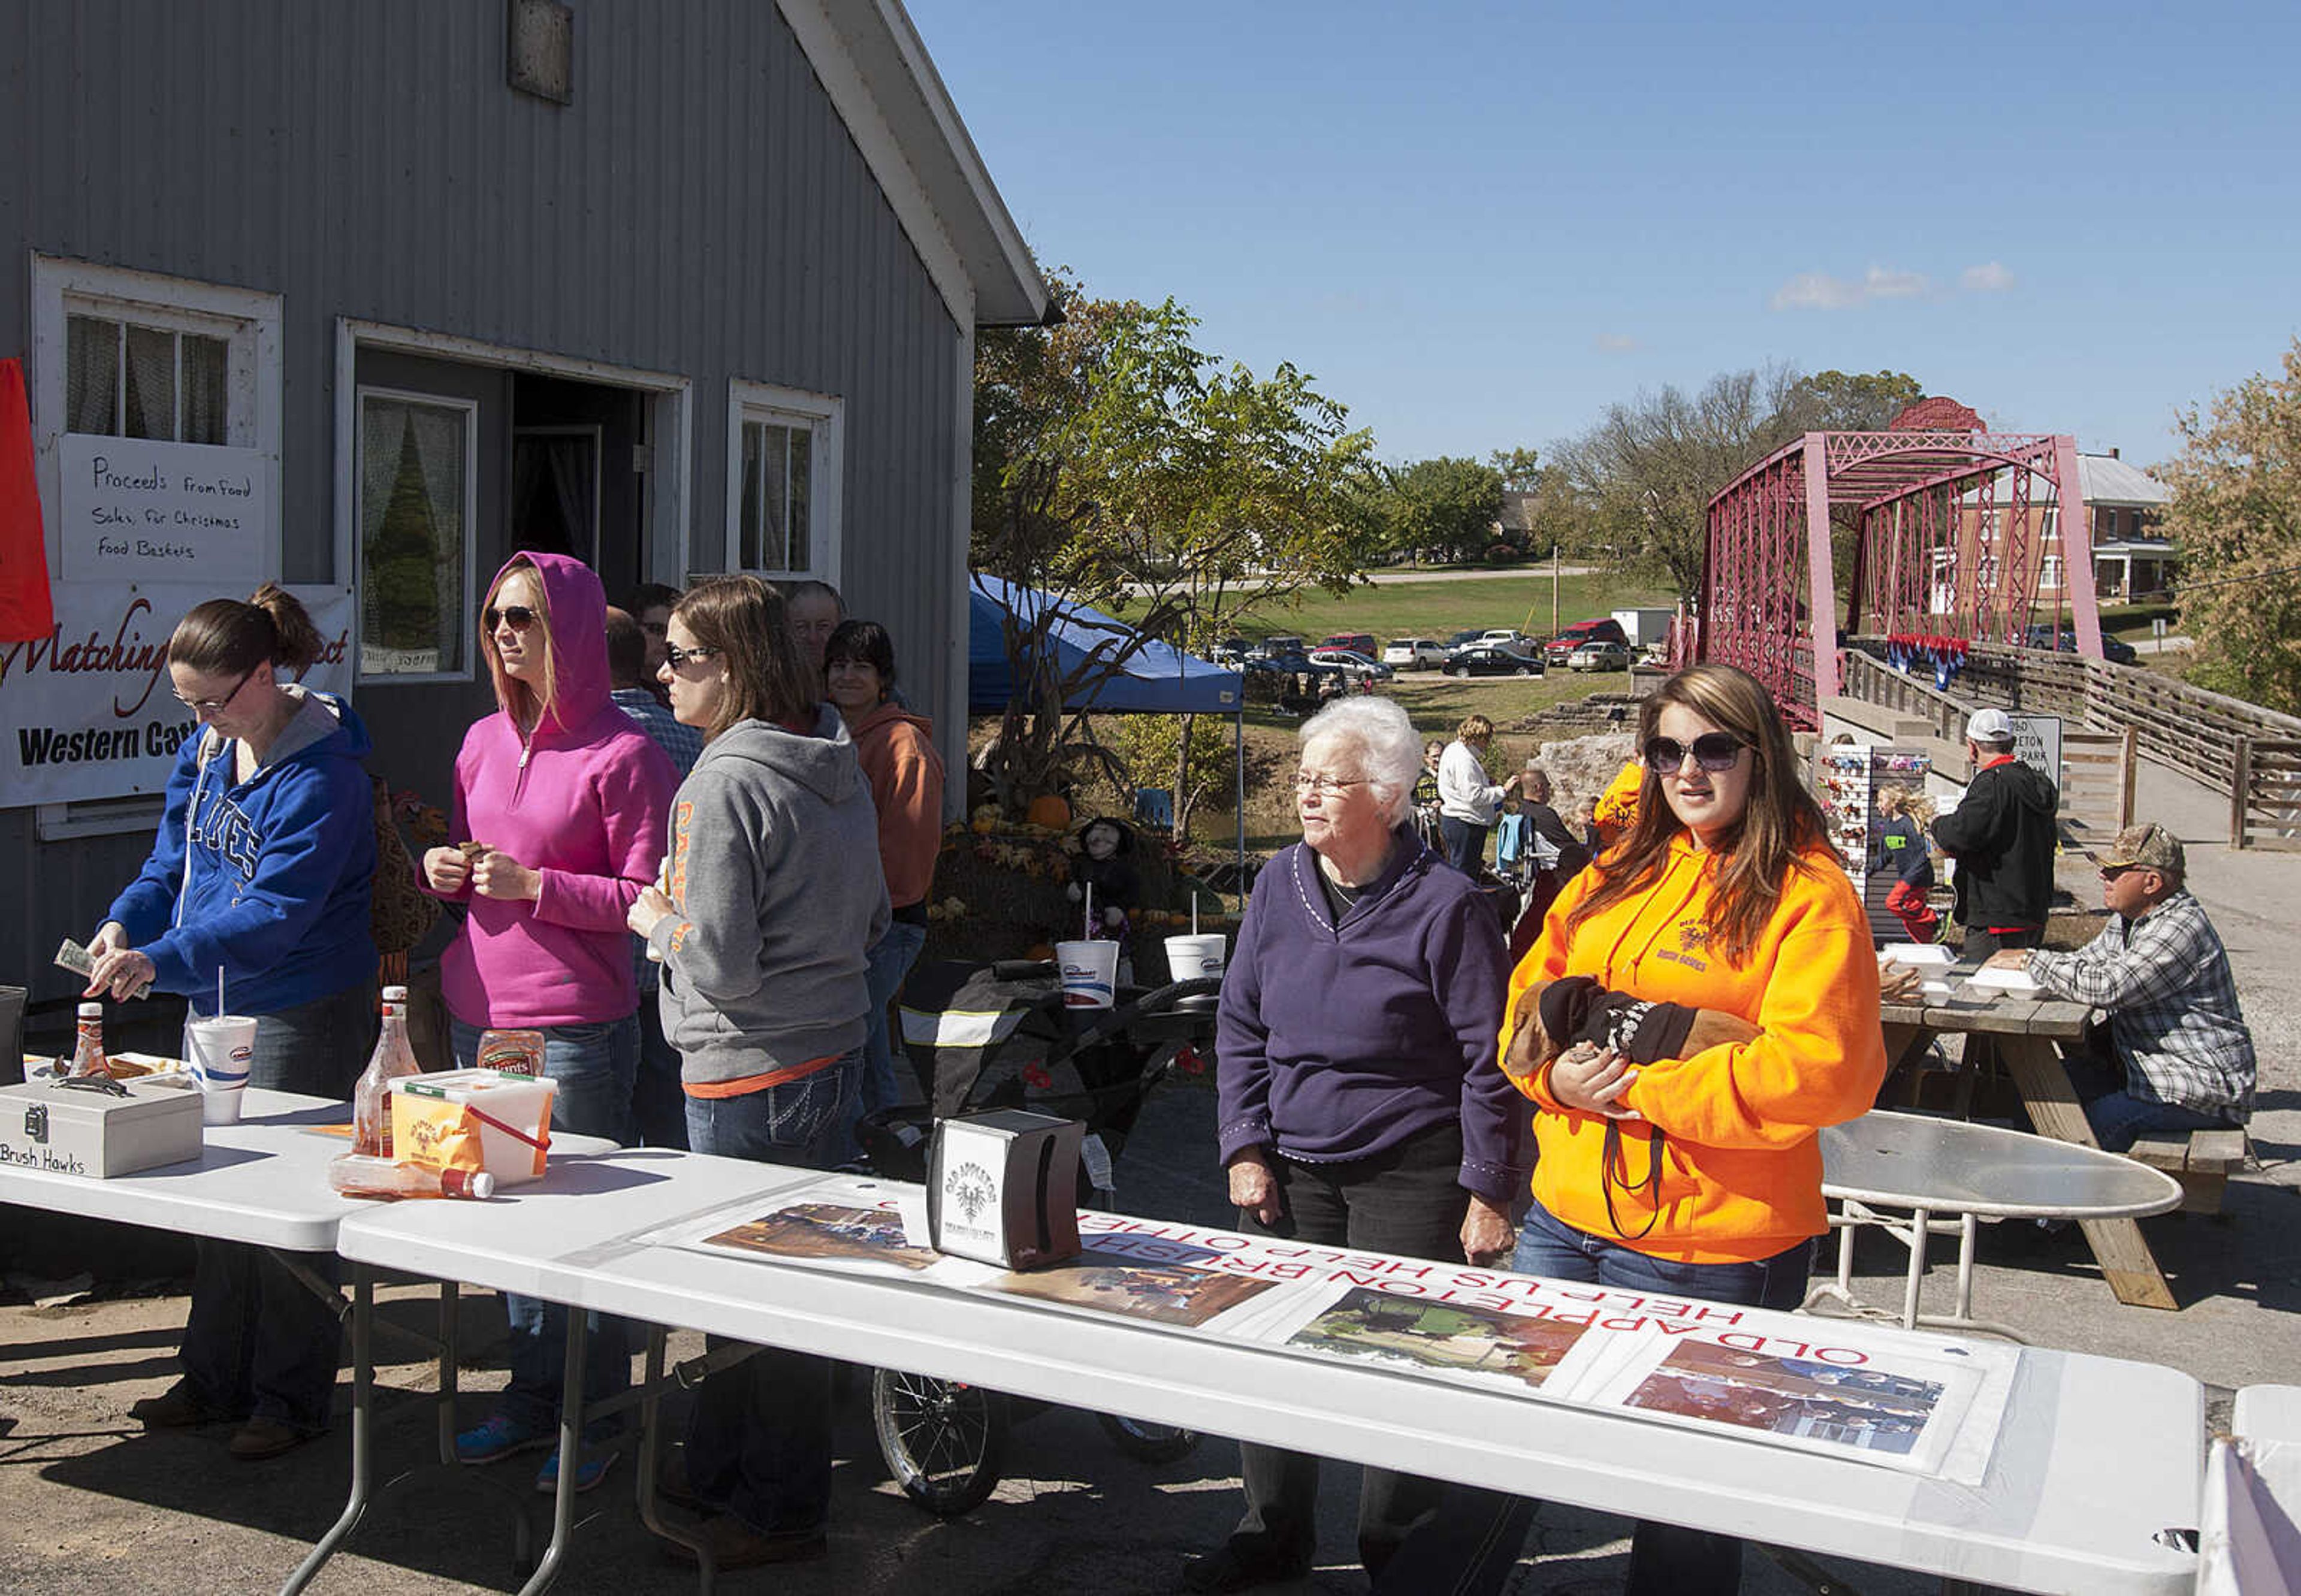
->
[823, 619, 946, 1162]
[1501, 663, 1884, 1595]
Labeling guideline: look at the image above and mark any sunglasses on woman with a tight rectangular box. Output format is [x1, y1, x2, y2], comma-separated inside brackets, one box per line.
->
[1644, 732, 1747, 772]
[663, 643, 720, 670]
[484, 604, 540, 632]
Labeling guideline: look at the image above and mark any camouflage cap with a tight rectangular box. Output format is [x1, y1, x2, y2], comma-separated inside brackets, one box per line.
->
[2103, 822, 2184, 876]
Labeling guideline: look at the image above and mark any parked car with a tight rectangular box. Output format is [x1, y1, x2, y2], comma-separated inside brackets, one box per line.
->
[2023, 625, 2138, 665]
[1382, 637, 1448, 670]
[1567, 639, 1632, 672]
[1446, 644, 1542, 678]
[1246, 634, 1306, 663]
[1319, 632, 1378, 658]
[1444, 628, 1488, 652]
[1212, 636, 1252, 666]
[1245, 649, 1322, 678]
[1307, 648, 1394, 682]
[1476, 627, 1527, 648]
[1545, 616, 1629, 666]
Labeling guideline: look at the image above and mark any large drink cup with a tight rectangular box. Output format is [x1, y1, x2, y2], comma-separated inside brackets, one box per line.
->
[1054, 940, 1120, 1009]
[185, 1014, 258, 1125]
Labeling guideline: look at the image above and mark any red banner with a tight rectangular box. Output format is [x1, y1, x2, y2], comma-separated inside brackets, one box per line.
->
[0, 358, 56, 642]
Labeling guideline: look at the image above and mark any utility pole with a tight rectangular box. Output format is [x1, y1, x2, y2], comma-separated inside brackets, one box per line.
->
[1551, 540, 1561, 640]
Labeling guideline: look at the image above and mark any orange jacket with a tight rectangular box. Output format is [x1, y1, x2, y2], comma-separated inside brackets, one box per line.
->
[850, 703, 946, 911]
[1502, 833, 1885, 1263]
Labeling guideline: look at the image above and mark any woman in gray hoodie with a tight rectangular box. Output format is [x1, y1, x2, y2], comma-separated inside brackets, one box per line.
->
[627, 575, 889, 1569]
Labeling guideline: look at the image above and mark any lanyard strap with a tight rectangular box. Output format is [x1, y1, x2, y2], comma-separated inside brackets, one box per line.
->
[1601, 1119, 1666, 1241]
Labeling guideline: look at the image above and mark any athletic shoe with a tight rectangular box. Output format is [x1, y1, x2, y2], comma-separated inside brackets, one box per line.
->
[453, 1411, 555, 1465]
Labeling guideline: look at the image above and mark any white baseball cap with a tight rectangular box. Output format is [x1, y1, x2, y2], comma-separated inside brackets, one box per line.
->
[1965, 707, 2015, 742]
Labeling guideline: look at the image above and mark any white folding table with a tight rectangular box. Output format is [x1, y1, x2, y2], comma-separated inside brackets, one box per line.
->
[326, 1146, 2204, 1596]
[1813, 1110, 2184, 1339]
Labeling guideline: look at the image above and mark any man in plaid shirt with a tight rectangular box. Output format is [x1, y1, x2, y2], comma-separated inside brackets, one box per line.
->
[2026, 822, 2254, 1152]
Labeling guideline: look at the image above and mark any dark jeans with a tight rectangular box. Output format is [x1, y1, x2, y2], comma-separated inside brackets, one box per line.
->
[1221, 1123, 1526, 1592]
[182, 981, 376, 1431]
[1439, 817, 1490, 877]
[2063, 1054, 2240, 1154]
[452, 1017, 637, 1438]
[1509, 1202, 1814, 1596]
[684, 1052, 856, 1535]
[1959, 925, 2042, 960]
[633, 986, 689, 1150]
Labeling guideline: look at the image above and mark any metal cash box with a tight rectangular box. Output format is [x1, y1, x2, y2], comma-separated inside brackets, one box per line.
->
[0, 1076, 203, 1178]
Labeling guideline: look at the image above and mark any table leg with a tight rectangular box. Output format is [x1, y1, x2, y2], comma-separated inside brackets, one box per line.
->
[636, 1326, 717, 1592]
[435, 1280, 458, 1465]
[1998, 1036, 2179, 1311]
[516, 1310, 591, 1596]
[1901, 1207, 1930, 1329]
[279, 1263, 373, 1595]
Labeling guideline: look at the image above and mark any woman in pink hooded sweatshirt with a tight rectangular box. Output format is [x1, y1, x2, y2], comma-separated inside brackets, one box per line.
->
[420, 551, 678, 1494]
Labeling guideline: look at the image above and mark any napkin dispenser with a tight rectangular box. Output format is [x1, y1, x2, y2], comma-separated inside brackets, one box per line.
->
[0, 1074, 203, 1178]
[926, 1108, 1083, 1269]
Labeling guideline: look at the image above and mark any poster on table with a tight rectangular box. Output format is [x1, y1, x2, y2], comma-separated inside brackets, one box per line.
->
[653, 1177, 2018, 1482]
[0, 582, 354, 808]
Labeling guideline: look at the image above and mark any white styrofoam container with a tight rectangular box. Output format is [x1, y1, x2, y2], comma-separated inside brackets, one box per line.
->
[0, 1075, 203, 1178]
[390, 1069, 557, 1187]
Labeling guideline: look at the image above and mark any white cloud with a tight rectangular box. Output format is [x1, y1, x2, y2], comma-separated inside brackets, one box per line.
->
[1961, 261, 2016, 293]
[1770, 264, 1933, 312]
[1593, 332, 1640, 352]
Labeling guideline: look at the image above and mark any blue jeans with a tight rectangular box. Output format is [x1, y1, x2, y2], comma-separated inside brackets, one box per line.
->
[451, 1015, 638, 1438]
[1511, 1202, 1813, 1596]
[684, 1053, 857, 1535]
[1439, 816, 1490, 876]
[2063, 1055, 2239, 1154]
[834, 918, 927, 1163]
[182, 981, 376, 1431]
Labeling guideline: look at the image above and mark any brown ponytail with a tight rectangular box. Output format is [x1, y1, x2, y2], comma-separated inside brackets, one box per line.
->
[168, 584, 322, 678]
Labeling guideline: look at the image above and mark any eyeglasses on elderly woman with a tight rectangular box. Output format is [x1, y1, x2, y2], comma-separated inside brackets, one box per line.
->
[1292, 772, 1368, 796]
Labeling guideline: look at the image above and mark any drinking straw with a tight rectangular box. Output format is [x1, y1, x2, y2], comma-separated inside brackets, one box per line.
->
[1191, 893, 1199, 936]
[1083, 882, 1094, 942]
[217, 967, 225, 1019]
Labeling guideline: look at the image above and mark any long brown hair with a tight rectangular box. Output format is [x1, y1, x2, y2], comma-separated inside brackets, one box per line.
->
[1563, 663, 1829, 963]
[673, 575, 815, 743]
[169, 583, 323, 678]
[480, 556, 558, 729]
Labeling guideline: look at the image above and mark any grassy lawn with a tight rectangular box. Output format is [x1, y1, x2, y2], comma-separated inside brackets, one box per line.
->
[1234, 572, 1674, 646]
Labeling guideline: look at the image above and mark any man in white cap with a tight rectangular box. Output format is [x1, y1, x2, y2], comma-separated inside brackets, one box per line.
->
[1931, 706, 2058, 957]
[2027, 823, 2254, 1151]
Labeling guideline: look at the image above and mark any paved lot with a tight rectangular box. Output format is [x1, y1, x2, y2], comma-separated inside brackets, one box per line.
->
[3, 750, 2295, 1592]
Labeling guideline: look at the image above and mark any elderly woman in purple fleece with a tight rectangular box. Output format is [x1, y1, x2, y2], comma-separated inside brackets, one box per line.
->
[1186, 695, 1530, 1595]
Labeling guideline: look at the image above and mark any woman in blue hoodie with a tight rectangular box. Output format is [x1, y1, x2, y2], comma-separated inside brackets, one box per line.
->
[84, 584, 378, 1462]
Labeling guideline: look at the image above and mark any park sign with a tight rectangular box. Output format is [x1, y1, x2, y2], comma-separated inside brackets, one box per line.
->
[0, 583, 352, 808]
[2006, 712, 2063, 792]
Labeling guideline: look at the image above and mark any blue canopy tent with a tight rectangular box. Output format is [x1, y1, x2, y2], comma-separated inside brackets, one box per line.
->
[967, 574, 1248, 872]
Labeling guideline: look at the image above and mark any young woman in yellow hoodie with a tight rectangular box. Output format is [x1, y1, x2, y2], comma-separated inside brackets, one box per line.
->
[1501, 662, 1885, 1595]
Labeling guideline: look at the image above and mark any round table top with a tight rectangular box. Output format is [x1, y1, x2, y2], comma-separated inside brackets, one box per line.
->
[1820, 1110, 2183, 1220]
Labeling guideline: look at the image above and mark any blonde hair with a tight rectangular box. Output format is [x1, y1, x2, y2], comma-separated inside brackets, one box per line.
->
[1456, 714, 1494, 744]
[481, 557, 558, 730]
[1563, 663, 1829, 964]
[1877, 787, 1936, 824]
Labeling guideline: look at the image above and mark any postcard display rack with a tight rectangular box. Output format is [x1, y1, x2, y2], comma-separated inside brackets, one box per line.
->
[1812, 743, 1933, 942]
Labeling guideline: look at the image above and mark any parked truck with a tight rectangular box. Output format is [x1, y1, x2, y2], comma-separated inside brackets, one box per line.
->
[1611, 607, 1677, 652]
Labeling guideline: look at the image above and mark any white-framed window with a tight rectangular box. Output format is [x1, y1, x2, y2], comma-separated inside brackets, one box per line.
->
[29, 255, 283, 567]
[723, 380, 843, 582]
[355, 386, 479, 682]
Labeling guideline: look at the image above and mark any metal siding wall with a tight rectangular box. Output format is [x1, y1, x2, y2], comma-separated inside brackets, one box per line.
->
[0, 0, 963, 996]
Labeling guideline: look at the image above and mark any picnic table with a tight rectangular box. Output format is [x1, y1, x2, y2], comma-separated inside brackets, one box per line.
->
[1879, 979, 2181, 1310]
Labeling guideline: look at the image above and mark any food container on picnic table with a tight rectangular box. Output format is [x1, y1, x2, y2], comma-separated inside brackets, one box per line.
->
[0, 1072, 203, 1178]
[389, 1069, 556, 1188]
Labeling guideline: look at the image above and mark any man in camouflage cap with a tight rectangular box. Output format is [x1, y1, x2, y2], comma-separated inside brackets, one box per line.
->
[2027, 822, 2255, 1151]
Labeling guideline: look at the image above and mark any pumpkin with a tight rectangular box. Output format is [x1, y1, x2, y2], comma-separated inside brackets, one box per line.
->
[1026, 794, 1073, 830]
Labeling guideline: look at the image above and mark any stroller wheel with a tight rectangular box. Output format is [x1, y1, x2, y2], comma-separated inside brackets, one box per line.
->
[872, 1367, 1009, 1516]
[1095, 1409, 1200, 1464]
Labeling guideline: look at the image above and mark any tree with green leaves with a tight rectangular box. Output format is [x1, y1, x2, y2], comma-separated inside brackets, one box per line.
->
[2160, 339, 2301, 714]
[973, 270, 1383, 823]
[1379, 456, 1506, 565]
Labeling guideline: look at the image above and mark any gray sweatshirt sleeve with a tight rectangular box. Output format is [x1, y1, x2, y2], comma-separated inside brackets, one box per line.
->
[647, 773, 769, 1005]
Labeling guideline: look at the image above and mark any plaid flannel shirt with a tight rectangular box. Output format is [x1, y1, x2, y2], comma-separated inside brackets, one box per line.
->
[2027, 891, 2255, 1118]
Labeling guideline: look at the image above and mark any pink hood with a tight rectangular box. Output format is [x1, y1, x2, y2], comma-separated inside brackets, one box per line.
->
[433, 552, 680, 1030]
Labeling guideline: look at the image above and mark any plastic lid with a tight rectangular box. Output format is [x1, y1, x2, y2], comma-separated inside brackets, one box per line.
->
[381, 985, 409, 1003]
[77, 1002, 102, 1018]
[469, 1170, 496, 1200]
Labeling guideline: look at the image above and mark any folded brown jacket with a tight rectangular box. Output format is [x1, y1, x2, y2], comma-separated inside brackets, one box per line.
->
[1502, 974, 1761, 1095]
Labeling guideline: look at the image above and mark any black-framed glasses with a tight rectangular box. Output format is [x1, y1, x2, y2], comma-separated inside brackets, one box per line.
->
[1645, 733, 1747, 772]
[1292, 772, 1367, 796]
[484, 604, 540, 633]
[173, 664, 259, 717]
[664, 643, 720, 670]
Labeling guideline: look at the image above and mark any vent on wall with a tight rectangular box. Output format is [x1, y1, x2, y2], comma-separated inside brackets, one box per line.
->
[508, 0, 575, 106]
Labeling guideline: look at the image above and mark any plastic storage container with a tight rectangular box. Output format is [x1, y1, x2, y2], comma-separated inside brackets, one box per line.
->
[389, 1069, 557, 1187]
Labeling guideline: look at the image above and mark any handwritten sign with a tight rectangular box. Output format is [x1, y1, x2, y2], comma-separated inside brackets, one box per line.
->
[58, 434, 271, 585]
[0, 583, 352, 808]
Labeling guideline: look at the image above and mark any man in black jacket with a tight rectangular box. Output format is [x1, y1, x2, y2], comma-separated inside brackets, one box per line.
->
[1932, 707, 2058, 957]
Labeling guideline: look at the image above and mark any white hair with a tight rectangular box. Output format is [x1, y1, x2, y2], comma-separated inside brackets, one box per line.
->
[1299, 696, 1424, 823]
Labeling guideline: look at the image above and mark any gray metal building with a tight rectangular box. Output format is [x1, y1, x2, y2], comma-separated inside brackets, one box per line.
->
[0, 0, 1047, 1001]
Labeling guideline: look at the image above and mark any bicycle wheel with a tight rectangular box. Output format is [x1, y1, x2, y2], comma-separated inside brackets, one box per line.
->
[871, 1367, 1009, 1516]
[1095, 1409, 1199, 1464]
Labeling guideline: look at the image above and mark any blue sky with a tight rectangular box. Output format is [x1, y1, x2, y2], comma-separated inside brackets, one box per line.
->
[910, 0, 2301, 469]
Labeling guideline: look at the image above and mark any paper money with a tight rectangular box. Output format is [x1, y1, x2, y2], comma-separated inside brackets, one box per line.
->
[55, 937, 153, 1000]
